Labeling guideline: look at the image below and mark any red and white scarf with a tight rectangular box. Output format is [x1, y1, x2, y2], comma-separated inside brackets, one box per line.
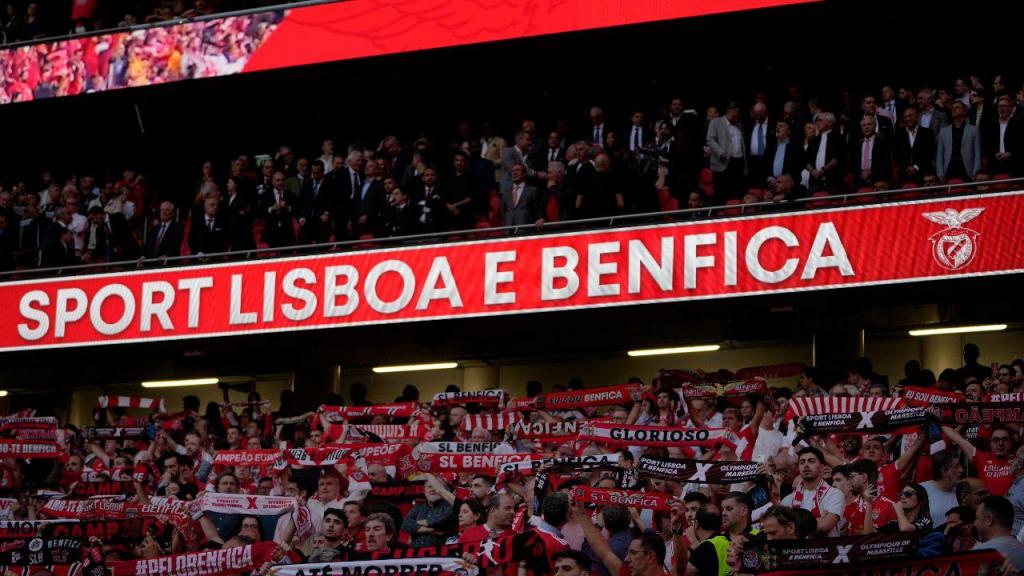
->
[275, 447, 353, 470]
[186, 492, 313, 539]
[735, 363, 805, 380]
[902, 386, 964, 407]
[571, 486, 675, 511]
[987, 392, 1024, 402]
[784, 396, 905, 421]
[536, 384, 642, 411]
[213, 449, 281, 472]
[461, 412, 523, 432]
[320, 402, 420, 423]
[0, 439, 64, 459]
[418, 452, 539, 474]
[108, 541, 281, 576]
[96, 395, 167, 413]
[791, 480, 833, 518]
[576, 422, 732, 449]
[431, 390, 507, 408]
[508, 419, 582, 441]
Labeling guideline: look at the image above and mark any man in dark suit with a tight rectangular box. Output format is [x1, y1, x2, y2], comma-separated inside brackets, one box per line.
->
[766, 121, 804, 192]
[848, 116, 893, 190]
[857, 95, 895, 142]
[259, 171, 297, 248]
[663, 97, 702, 194]
[145, 201, 183, 258]
[189, 196, 228, 255]
[983, 96, 1023, 177]
[894, 106, 937, 185]
[502, 163, 544, 227]
[541, 131, 566, 166]
[569, 143, 602, 218]
[879, 85, 904, 125]
[383, 187, 420, 237]
[41, 222, 79, 268]
[298, 160, 334, 244]
[85, 206, 136, 262]
[805, 112, 846, 193]
[746, 103, 775, 186]
[329, 152, 362, 241]
[445, 150, 476, 231]
[352, 159, 387, 237]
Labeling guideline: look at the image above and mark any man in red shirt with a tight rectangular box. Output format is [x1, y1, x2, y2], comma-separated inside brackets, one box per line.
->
[460, 492, 516, 543]
[943, 424, 1014, 495]
[844, 459, 898, 534]
[861, 434, 923, 502]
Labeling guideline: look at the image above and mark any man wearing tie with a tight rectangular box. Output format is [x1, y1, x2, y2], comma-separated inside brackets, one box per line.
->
[259, 171, 297, 248]
[145, 201, 182, 258]
[589, 106, 606, 149]
[500, 131, 545, 191]
[747, 103, 774, 185]
[502, 163, 543, 227]
[543, 131, 565, 165]
[879, 85, 903, 123]
[189, 196, 228, 255]
[298, 160, 334, 244]
[848, 116, 893, 190]
[627, 111, 648, 154]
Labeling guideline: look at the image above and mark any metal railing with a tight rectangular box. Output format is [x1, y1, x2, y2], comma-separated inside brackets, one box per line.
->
[2, 177, 1020, 283]
[0, 0, 339, 51]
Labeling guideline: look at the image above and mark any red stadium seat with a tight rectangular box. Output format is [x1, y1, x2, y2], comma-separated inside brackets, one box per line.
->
[660, 198, 679, 212]
[721, 199, 743, 216]
[657, 188, 671, 209]
[808, 191, 831, 208]
[747, 188, 765, 201]
[545, 195, 560, 222]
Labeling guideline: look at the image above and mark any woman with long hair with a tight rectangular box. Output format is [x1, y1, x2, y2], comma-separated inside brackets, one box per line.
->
[886, 482, 933, 532]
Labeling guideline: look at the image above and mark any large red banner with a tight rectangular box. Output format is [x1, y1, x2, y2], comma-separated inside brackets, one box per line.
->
[1, 0, 814, 105]
[1, 192, 1022, 352]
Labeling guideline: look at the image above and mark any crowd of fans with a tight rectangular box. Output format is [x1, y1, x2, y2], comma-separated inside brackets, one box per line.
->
[3, 342, 1024, 575]
[0, 6, 281, 103]
[0, 0, 285, 44]
[2, 74, 1024, 272]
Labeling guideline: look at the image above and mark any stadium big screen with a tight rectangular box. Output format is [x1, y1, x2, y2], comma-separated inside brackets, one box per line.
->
[0, 1, 1023, 575]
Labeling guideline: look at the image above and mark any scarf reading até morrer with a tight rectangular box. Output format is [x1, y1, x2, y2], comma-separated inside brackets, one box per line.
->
[432, 389, 508, 408]
[755, 551, 1004, 576]
[637, 456, 760, 484]
[576, 422, 732, 448]
[795, 407, 931, 437]
[742, 532, 918, 571]
[272, 557, 473, 576]
[108, 541, 281, 576]
[571, 486, 675, 511]
[0, 439, 64, 459]
[939, 402, 1024, 425]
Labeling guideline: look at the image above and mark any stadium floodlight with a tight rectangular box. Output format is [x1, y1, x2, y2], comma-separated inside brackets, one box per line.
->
[0, 390, 7, 397]
[627, 344, 721, 357]
[372, 362, 459, 374]
[908, 324, 1007, 337]
[141, 377, 220, 388]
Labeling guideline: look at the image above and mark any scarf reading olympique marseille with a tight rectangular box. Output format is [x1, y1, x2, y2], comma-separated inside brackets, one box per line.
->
[783, 396, 906, 421]
[636, 455, 761, 484]
[741, 532, 918, 571]
[82, 426, 152, 440]
[794, 407, 932, 436]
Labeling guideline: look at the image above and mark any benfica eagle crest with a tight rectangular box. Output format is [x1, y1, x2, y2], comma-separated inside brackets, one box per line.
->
[922, 208, 984, 271]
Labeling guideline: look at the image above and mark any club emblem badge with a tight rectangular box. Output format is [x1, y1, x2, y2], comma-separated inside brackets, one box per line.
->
[922, 208, 984, 271]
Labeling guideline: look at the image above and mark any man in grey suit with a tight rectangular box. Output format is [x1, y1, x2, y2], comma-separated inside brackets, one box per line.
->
[706, 101, 748, 202]
[502, 163, 544, 227]
[501, 131, 545, 191]
[937, 100, 982, 181]
[917, 89, 949, 136]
